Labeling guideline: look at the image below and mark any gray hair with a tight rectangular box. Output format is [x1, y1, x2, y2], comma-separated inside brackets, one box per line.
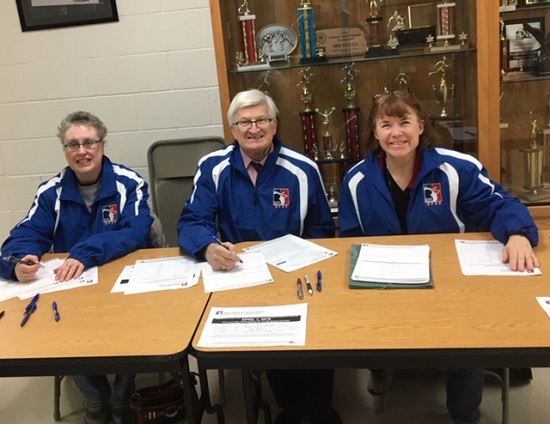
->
[227, 89, 279, 125]
[57, 111, 107, 143]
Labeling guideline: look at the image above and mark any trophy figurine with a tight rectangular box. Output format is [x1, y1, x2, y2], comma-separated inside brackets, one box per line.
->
[237, 1, 258, 65]
[519, 111, 545, 197]
[499, 17, 510, 75]
[341, 63, 360, 161]
[386, 10, 404, 51]
[298, 1, 326, 64]
[316, 107, 337, 160]
[429, 56, 454, 117]
[298, 68, 318, 160]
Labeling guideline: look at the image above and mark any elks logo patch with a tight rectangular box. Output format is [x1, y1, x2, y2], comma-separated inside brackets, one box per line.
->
[102, 205, 118, 225]
[423, 183, 442, 205]
[273, 188, 290, 208]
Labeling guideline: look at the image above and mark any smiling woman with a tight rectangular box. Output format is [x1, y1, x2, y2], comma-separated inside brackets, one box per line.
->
[16, 0, 118, 32]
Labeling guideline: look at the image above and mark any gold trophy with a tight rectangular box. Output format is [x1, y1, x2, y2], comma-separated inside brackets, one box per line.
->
[316, 107, 337, 160]
[429, 56, 454, 118]
[341, 63, 360, 161]
[519, 111, 546, 199]
[325, 178, 338, 208]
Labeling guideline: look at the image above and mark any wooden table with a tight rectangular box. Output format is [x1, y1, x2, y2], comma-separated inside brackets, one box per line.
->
[0, 247, 218, 424]
[192, 231, 550, 422]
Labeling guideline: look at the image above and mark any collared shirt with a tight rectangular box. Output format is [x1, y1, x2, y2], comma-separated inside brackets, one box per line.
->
[240, 145, 273, 186]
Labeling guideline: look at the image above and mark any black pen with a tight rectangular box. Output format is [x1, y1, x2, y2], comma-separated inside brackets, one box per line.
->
[3, 256, 43, 267]
[0, 311, 5, 319]
[317, 270, 322, 292]
[304, 274, 313, 296]
[213, 236, 243, 263]
[24, 293, 40, 314]
[297, 278, 304, 300]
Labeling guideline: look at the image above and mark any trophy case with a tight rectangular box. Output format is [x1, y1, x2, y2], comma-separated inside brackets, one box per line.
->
[499, 1, 550, 214]
[209, 0, 493, 209]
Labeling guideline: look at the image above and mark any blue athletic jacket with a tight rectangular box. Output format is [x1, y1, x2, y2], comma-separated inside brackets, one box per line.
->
[0, 157, 153, 279]
[178, 139, 335, 259]
[338, 147, 538, 246]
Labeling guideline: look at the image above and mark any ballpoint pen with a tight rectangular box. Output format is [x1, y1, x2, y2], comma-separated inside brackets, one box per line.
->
[317, 270, 322, 292]
[0, 311, 5, 319]
[3, 256, 43, 267]
[24, 293, 40, 314]
[21, 303, 37, 327]
[52, 301, 61, 322]
[213, 236, 243, 263]
[304, 274, 313, 296]
[297, 278, 304, 300]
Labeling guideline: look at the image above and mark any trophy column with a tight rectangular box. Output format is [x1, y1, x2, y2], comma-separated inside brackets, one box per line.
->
[518, 112, 549, 201]
[238, 1, 257, 65]
[297, 1, 326, 64]
[437, 1, 456, 47]
[297, 68, 318, 160]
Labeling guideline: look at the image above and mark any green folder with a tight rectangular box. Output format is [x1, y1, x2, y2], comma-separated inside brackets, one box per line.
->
[348, 244, 434, 289]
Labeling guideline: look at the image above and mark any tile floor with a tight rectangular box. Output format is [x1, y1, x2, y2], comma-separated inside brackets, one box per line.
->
[0, 362, 548, 423]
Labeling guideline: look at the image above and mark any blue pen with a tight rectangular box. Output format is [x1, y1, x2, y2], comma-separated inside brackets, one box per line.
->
[24, 293, 40, 314]
[317, 270, 322, 292]
[21, 303, 37, 327]
[52, 301, 61, 322]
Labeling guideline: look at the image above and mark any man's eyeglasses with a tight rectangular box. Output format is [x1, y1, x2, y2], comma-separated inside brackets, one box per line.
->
[63, 139, 103, 152]
[232, 118, 274, 129]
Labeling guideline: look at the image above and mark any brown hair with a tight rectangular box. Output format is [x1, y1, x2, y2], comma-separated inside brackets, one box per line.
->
[365, 90, 439, 155]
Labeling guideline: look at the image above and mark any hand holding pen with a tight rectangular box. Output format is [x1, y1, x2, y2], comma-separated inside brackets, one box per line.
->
[3, 255, 42, 283]
[205, 236, 242, 271]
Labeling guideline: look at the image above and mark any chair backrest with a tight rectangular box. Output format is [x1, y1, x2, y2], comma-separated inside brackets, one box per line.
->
[147, 137, 226, 247]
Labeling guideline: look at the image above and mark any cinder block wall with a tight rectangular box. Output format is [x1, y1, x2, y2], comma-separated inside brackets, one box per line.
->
[0, 0, 223, 243]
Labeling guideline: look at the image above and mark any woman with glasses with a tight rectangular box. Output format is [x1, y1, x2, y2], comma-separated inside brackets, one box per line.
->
[178, 89, 339, 424]
[0, 110, 153, 424]
[338, 90, 539, 424]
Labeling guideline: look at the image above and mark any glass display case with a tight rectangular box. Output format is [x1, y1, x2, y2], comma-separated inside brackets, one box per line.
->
[209, 0, 493, 205]
[499, 1, 550, 208]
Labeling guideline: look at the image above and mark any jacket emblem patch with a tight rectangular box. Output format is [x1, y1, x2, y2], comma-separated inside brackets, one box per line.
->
[423, 183, 442, 205]
[273, 188, 290, 208]
[102, 205, 118, 225]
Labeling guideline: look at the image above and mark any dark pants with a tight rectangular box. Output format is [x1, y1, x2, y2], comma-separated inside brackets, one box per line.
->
[266, 369, 340, 424]
[446, 368, 484, 424]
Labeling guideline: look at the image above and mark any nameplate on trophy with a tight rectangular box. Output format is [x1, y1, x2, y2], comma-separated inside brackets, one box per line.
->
[316, 27, 368, 58]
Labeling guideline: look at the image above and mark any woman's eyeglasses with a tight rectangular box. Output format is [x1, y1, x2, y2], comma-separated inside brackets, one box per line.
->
[63, 139, 103, 152]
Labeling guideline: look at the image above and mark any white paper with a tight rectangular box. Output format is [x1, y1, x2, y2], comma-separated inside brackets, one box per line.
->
[242, 234, 337, 272]
[197, 303, 308, 347]
[200, 251, 273, 293]
[351, 243, 430, 284]
[454, 239, 541, 276]
[536, 297, 550, 319]
[121, 256, 200, 294]
[0, 258, 98, 301]
[110, 265, 135, 293]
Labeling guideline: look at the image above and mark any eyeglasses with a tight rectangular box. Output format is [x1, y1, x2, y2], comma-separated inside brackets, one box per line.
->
[63, 139, 103, 152]
[232, 118, 274, 129]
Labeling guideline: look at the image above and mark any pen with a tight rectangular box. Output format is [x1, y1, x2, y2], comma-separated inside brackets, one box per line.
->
[24, 293, 40, 314]
[304, 274, 313, 296]
[0, 311, 5, 319]
[213, 236, 243, 263]
[297, 278, 304, 300]
[52, 301, 61, 322]
[317, 270, 322, 292]
[3, 256, 42, 267]
[20, 303, 37, 327]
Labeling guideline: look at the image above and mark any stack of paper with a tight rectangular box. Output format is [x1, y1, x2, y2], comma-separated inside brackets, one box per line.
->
[349, 243, 433, 289]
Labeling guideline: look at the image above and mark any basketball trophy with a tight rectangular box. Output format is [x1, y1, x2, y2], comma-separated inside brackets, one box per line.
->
[341, 63, 360, 161]
[429, 56, 454, 118]
[298, 68, 318, 160]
